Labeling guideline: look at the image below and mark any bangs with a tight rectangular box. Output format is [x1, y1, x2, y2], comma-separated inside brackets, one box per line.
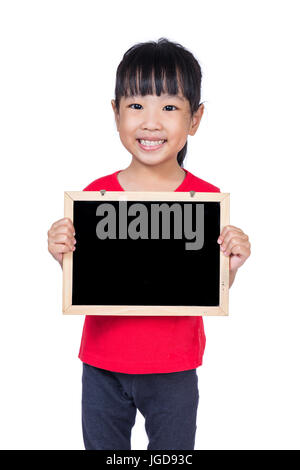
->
[119, 50, 184, 98]
[123, 67, 183, 98]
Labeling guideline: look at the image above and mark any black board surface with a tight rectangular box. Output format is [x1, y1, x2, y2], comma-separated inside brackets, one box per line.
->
[72, 200, 220, 307]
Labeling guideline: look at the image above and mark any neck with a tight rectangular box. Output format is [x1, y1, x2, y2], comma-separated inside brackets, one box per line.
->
[123, 160, 185, 185]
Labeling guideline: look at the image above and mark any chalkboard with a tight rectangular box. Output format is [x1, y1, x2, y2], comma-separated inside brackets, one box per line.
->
[63, 190, 230, 316]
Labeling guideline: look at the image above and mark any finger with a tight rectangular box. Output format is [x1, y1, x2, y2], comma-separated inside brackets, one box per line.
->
[48, 234, 76, 252]
[221, 231, 248, 249]
[48, 241, 75, 254]
[217, 225, 243, 243]
[49, 225, 76, 241]
[219, 233, 247, 254]
[49, 230, 76, 246]
[48, 229, 76, 247]
[50, 218, 75, 234]
[223, 241, 251, 257]
[222, 236, 248, 255]
[228, 244, 250, 262]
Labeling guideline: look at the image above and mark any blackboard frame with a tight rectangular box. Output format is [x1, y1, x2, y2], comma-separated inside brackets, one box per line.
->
[63, 190, 230, 316]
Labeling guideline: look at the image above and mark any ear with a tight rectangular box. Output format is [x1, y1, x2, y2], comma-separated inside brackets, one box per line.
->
[111, 99, 120, 131]
[188, 103, 205, 136]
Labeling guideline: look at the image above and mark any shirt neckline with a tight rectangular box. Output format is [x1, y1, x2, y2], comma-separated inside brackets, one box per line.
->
[114, 168, 190, 192]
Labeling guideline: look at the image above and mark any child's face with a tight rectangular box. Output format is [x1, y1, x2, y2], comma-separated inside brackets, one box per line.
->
[111, 92, 204, 167]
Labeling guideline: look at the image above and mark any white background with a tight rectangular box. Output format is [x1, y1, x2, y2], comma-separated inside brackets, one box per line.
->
[1, 0, 299, 450]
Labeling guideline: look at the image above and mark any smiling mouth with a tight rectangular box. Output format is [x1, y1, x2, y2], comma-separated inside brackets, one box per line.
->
[137, 139, 167, 151]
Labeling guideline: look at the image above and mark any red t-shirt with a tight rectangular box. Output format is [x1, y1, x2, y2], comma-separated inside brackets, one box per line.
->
[78, 168, 220, 374]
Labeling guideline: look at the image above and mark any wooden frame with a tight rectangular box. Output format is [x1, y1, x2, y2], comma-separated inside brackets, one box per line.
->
[63, 191, 230, 316]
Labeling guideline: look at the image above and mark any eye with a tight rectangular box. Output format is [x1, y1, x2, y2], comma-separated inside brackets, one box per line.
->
[127, 103, 178, 111]
[128, 103, 142, 110]
[164, 105, 177, 111]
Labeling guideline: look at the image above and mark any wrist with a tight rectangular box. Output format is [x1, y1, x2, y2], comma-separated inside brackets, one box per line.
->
[229, 267, 238, 288]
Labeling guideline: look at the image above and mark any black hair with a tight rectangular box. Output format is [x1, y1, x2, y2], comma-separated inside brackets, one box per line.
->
[114, 37, 203, 168]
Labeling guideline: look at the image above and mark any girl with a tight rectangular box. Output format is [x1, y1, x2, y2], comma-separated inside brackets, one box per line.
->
[47, 38, 251, 450]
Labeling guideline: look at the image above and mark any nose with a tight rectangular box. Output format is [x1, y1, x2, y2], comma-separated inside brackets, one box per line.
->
[141, 108, 163, 131]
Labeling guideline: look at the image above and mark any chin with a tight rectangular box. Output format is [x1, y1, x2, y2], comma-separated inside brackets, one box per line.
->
[133, 154, 174, 167]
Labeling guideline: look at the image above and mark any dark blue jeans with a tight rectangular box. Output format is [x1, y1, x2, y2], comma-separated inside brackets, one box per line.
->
[82, 363, 199, 450]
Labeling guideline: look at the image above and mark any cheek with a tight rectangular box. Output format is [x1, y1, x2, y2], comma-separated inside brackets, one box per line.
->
[119, 117, 137, 138]
[169, 119, 190, 141]
[118, 124, 137, 150]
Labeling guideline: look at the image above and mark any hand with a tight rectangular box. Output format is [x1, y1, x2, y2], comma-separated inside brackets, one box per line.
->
[47, 217, 76, 267]
[217, 225, 251, 273]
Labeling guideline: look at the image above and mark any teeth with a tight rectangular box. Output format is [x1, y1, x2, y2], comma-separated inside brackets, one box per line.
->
[140, 139, 165, 146]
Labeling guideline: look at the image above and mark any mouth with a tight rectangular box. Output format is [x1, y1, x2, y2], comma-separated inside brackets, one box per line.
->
[137, 139, 167, 151]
